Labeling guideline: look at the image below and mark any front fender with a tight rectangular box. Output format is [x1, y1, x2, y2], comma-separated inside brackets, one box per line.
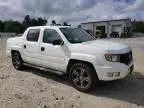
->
[9, 45, 23, 57]
[67, 53, 103, 66]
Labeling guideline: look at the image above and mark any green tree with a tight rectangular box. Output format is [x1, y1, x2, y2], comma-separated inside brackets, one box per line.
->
[4, 20, 23, 33]
[0, 20, 5, 32]
[51, 20, 56, 25]
[31, 18, 37, 26]
[63, 21, 68, 26]
[0, 15, 48, 34]
[22, 15, 47, 31]
[132, 20, 144, 33]
[23, 15, 31, 28]
[37, 18, 47, 26]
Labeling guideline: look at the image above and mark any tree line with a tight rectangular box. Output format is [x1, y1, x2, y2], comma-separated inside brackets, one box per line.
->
[132, 20, 144, 33]
[0, 15, 144, 33]
[0, 15, 70, 33]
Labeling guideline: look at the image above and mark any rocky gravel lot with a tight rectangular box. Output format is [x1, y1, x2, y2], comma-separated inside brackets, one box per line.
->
[0, 36, 144, 108]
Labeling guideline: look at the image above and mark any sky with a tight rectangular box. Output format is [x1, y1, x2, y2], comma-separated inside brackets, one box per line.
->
[0, 0, 144, 25]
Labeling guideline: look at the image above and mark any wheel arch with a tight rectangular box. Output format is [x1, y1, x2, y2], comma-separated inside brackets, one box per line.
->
[66, 59, 98, 79]
[11, 50, 20, 56]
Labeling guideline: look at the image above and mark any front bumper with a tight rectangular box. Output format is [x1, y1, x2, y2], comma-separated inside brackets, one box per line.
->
[94, 60, 134, 81]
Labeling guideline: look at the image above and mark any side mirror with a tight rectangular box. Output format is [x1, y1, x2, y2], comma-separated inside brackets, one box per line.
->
[52, 39, 63, 45]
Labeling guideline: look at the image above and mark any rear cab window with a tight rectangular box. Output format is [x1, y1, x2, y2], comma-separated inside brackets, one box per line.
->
[27, 29, 40, 42]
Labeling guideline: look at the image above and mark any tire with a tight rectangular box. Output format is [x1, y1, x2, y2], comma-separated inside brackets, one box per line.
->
[69, 62, 99, 92]
[12, 52, 24, 70]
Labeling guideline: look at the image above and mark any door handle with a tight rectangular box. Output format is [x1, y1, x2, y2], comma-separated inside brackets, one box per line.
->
[41, 47, 45, 52]
[23, 44, 26, 49]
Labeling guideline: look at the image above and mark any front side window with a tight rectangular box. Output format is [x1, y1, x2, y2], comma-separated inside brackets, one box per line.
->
[43, 29, 62, 43]
[27, 29, 40, 42]
[60, 28, 94, 43]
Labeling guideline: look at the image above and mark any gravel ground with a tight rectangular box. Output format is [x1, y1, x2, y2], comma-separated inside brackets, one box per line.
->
[0, 36, 144, 108]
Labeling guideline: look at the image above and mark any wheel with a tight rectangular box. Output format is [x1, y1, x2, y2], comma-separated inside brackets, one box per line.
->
[12, 52, 23, 70]
[69, 63, 98, 92]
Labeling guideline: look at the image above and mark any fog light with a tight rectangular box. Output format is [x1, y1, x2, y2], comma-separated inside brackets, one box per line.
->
[115, 72, 120, 77]
[107, 72, 114, 77]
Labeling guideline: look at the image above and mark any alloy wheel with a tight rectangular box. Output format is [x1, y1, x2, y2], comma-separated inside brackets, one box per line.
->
[72, 67, 91, 89]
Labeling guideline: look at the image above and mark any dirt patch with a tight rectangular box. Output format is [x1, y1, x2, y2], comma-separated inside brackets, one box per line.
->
[0, 37, 144, 108]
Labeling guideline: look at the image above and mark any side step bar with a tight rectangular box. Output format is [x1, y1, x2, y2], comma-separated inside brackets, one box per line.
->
[23, 63, 65, 75]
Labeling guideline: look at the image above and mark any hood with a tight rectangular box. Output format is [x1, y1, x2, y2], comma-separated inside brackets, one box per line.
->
[71, 40, 131, 54]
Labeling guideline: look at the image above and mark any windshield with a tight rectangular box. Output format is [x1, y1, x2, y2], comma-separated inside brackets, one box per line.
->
[60, 28, 94, 43]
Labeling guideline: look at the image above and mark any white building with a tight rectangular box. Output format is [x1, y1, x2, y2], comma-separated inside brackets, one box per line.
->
[81, 18, 132, 38]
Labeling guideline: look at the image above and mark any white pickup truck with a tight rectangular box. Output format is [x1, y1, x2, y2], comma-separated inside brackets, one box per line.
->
[7, 26, 134, 92]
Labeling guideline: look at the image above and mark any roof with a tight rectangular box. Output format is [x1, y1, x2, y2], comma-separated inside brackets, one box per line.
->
[81, 18, 131, 24]
[28, 26, 72, 29]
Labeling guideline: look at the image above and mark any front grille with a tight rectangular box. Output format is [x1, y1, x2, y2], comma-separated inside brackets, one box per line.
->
[120, 51, 132, 65]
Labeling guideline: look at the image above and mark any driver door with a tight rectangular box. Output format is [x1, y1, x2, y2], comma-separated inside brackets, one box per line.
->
[39, 29, 66, 72]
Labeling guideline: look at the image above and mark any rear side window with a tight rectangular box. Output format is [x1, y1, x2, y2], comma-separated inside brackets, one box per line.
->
[43, 29, 62, 43]
[27, 29, 40, 42]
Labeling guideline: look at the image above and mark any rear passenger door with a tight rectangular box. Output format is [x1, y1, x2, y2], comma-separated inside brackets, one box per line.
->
[39, 29, 66, 72]
[22, 29, 41, 65]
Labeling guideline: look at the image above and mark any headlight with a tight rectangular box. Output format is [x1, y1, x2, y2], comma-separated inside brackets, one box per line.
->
[105, 54, 120, 62]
